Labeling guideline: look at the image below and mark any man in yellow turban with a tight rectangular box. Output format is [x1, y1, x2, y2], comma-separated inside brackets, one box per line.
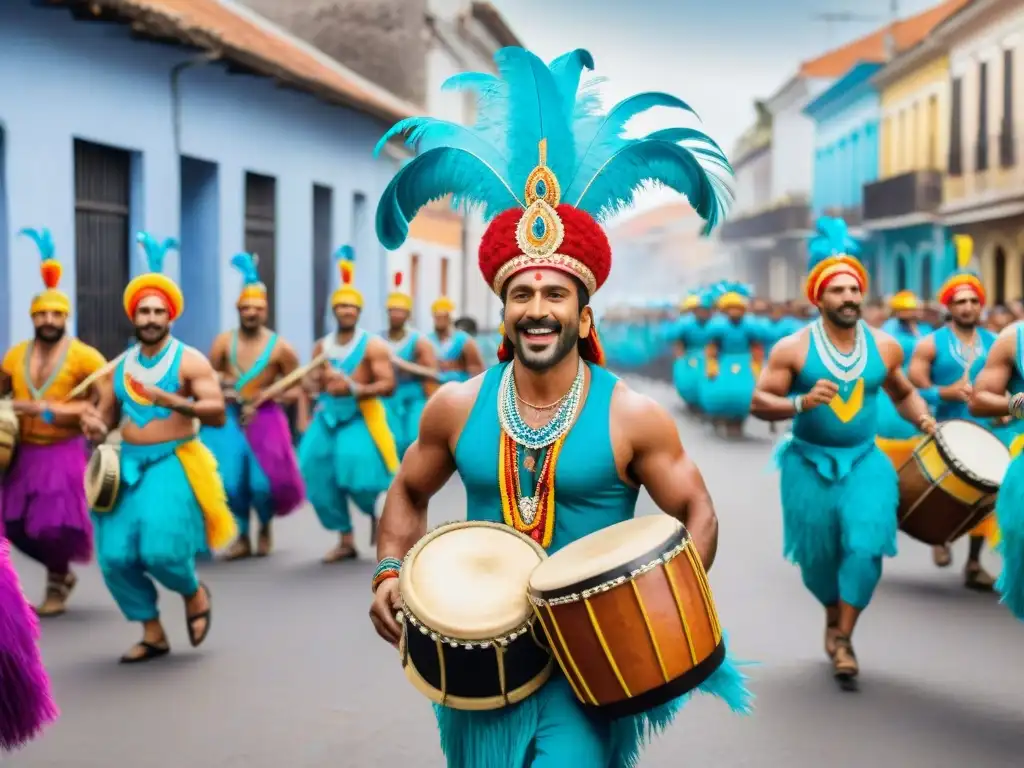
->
[297, 246, 400, 562]
[428, 295, 485, 383]
[0, 227, 107, 618]
[80, 231, 234, 664]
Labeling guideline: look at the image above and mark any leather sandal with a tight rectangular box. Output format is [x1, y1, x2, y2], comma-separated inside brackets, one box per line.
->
[964, 565, 995, 592]
[824, 622, 841, 659]
[119, 641, 170, 665]
[37, 573, 77, 618]
[186, 583, 212, 648]
[933, 545, 952, 568]
[832, 635, 859, 689]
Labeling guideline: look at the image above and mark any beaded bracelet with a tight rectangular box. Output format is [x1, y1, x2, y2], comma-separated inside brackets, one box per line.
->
[372, 557, 402, 593]
[1010, 393, 1024, 420]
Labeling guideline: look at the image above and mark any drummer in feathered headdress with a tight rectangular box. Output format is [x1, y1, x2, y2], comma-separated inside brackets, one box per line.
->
[297, 245, 399, 564]
[201, 252, 304, 561]
[383, 270, 440, 458]
[79, 231, 235, 664]
[700, 280, 763, 438]
[367, 46, 751, 767]
[427, 294, 485, 383]
[0, 228, 108, 618]
[905, 234, 998, 584]
[750, 216, 935, 687]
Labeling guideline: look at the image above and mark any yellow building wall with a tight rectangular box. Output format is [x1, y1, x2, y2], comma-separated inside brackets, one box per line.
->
[878, 55, 950, 179]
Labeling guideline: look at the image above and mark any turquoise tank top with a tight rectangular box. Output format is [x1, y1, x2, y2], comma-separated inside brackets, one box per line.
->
[454, 363, 639, 553]
[791, 321, 887, 448]
[930, 326, 995, 421]
[115, 338, 187, 428]
[431, 330, 469, 383]
[230, 330, 278, 399]
[317, 329, 370, 426]
[706, 315, 760, 354]
[681, 316, 713, 350]
[386, 330, 424, 402]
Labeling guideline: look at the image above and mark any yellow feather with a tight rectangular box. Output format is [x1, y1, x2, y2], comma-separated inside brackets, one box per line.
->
[953, 234, 974, 269]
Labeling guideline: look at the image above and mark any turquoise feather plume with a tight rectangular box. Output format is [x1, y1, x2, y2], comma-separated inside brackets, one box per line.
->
[18, 228, 55, 261]
[230, 252, 262, 286]
[808, 217, 861, 272]
[136, 231, 180, 274]
[374, 46, 733, 249]
[334, 244, 355, 263]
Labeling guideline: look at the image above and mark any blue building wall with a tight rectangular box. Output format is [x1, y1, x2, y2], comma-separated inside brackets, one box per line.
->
[0, 1, 398, 360]
[876, 224, 951, 299]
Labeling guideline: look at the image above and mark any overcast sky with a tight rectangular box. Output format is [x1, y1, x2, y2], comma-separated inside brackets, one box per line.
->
[488, 0, 942, 219]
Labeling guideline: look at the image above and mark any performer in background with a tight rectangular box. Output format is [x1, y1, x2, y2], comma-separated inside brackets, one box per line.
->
[876, 290, 929, 441]
[298, 247, 398, 562]
[383, 271, 439, 457]
[369, 46, 750, 767]
[751, 217, 935, 687]
[430, 296, 485, 383]
[203, 252, 304, 560]
[702, 281, 762, 438]
[80, 233, 235, 663]
[0, 228, 106, 617]
[672, 289, 714, 416]
[907, 236, 996, 585]
[0, 536, 58, 751]
[969, 320, 1024, 620]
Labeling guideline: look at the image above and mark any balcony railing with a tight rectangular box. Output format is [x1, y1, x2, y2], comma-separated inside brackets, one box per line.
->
[862, 169, 943, 221]
[719, 200, 810, 241]
[823, 205, 862, 226]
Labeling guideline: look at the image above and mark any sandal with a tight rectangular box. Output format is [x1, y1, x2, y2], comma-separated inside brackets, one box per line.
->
[186, 583, 212, 648]
[824, 622, 841, 659]
[37, 573, 77, 618]
[255, 527, 272, 558]
[933, 545, 952, 568]
[832, 635, 859, 689]
[119, 641, 170, 665]
[964, 565, 995, 592]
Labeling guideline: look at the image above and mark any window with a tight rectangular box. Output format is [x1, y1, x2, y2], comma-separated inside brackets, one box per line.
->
[977, 61, 989, 172]
[949, 77, 963, 176]
[440, 256, 449, 296]
[1001, 49, 1015, 168]
[927, 94, 939, 169]
[995, 246, 1007, 304]
[244, 173, 277, 328]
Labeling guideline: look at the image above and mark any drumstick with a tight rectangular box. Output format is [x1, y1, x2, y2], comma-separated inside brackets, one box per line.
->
[391, 354, 443, 382]
[64, 351, 128, 401]
[246, 351, 330, 410]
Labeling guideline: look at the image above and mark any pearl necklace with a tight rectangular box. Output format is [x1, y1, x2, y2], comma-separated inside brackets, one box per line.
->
[498, 359, 584, 450]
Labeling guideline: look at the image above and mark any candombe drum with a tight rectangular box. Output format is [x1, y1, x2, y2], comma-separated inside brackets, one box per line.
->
[397, 520, 553, 710]
[0, 400, 19, 473]
[895, 419, 1009, 546]
[528, 514, 724, 718]
[85, 443, 121, 512]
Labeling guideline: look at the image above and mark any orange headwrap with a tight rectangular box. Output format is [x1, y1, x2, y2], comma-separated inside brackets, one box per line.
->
[805, 256, 868, 304]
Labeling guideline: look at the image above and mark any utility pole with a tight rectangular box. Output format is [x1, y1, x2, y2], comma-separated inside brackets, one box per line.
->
[811, 12, 883, 43]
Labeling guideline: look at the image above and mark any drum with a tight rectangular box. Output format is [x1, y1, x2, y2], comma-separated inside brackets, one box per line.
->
[398, 520, 553, 711]
[895, 419, 1010, 546]
[528, 514, 724, 719]
[85, 444, 121, 512]
[0, 401, 18, 473]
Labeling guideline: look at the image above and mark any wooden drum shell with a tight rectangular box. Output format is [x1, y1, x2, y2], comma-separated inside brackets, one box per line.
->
[896, 435, 997, 546]
[531, 538, 724, 719]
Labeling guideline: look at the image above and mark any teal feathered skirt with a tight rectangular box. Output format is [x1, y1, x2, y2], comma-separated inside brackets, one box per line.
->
[995, 451, 1024, 620]
[875, 391, 919, 440]
[433, 656, 752, 768]
[384, 381, 428, 458]
[701, 352, 755, 420]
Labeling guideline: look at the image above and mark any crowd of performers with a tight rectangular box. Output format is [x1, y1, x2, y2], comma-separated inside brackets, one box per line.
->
[2, 43, 1024, 768]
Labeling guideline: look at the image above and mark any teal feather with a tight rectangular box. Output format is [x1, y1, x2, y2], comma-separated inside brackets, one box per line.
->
[808, 216, 861, 271]
[135, 231, 179, 274]
[17, 228, 55, 261]
[230, 252, 261, 286]
[547, 48, 594, 116]
[334, 245, 354, 263]
[374, 117, 507, 173]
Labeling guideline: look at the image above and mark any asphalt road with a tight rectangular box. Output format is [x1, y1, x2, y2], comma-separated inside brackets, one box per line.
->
[7, 376, 1024, 767]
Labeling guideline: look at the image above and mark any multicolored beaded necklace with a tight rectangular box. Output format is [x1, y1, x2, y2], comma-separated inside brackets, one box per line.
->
[497, 358, 584, 548]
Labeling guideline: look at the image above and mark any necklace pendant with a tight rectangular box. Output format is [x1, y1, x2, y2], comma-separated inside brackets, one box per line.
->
[518, 496, 538, 524]
[523, 454, 536, 472]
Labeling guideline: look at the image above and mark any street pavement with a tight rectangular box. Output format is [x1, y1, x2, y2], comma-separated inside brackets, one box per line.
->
[7, 375, 1024, 767]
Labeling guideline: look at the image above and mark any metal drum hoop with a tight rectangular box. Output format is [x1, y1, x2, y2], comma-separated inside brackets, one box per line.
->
[932, 418, 1000, 493]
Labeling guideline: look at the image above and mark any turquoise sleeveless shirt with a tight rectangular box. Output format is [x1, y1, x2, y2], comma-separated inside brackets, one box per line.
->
[318, 329, 370, 426]
[431, 330, 470, 384]
[385, 330, 424, 405]
[791, 322, 887, 449]
[116, 338, 187, 428]
[454, 363, 639, 553]
[930, 326, 995, 422]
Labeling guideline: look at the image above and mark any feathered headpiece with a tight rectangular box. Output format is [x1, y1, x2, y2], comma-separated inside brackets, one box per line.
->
[331, 245, 362, 308]
[124, 232, 182, 320]
[697, 285, 718, 310]
[712, 280, 753, 310]
[387, 271, 413, 312]
[374, 46, 732, 365]
[805, 217, 868, 304]
[431, 296, 455, 315]
[937, 234, 985, 306]
[231, 252, 267, 307]
[680, 293, 701, 311]
[20, 228, 70, 315]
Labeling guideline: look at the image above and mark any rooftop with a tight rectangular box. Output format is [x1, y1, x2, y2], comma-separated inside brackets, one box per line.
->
[609, 202, 698, 240]
[55, 0, 422, 125]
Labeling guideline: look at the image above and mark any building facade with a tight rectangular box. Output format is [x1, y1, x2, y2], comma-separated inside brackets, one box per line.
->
[804, 62, 883, 287]
[940, 0, 1024, 304]
[0, 0, 420, 362]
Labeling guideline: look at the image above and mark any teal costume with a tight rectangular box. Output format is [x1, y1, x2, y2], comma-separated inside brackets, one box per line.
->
[438, 363, 751, 767]
[876, 319, 927, 439]
[384, 330, 428, 457]
[673, 290, 716, 408]
[94, 339, 206, 621]
[431, 330, 471, 384]
[701, 283, 760, 422]
[926, 326, 994, 422]
[298, 329, 395, 531]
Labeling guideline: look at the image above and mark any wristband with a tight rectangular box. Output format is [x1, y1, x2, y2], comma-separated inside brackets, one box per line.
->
[372, 556, 402, 593]
[792, 395, 804, 414]
[1010, 393, 1024, 420]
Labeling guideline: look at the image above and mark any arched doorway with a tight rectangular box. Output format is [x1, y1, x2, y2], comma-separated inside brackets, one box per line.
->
[995, 246, 1007, 304]
[919, 254, 932, 299]
[896, 256, 908, 291]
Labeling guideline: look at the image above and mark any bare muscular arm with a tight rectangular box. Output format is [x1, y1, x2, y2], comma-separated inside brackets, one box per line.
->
[461, 338, 486, 377]
[750, 334, 800, 421]
[207, 333, 230, 376]
[969, 328, 1016, 418]
[356, 338, 396, 399]
[156, 350, 226, 426]
[617, 385, 718, 569]
[273, 340, 302, 404]
[907, 335, 937, 389]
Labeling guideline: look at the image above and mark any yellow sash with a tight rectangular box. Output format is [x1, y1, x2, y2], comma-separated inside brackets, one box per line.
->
[358, 398, 400, 474]
[174, 440, 238, 550]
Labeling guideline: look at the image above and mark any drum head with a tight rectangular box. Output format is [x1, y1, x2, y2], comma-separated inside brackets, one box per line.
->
[936, 419, 1011, 487]
[399, 521, 546, 641]
[530, 514, 685, 594]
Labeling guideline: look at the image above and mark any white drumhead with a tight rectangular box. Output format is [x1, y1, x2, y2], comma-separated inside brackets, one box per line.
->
[937, 420, 1011, 485]
[529, 515, 685, 593]
[400, 522, 545, 641]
